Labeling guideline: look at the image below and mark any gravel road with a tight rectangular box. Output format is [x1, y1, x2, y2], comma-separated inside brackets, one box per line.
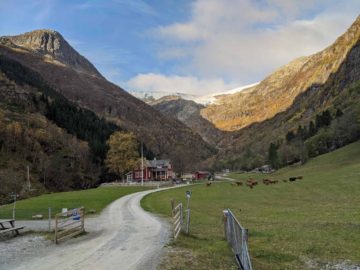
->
[0, 189, 170, 270]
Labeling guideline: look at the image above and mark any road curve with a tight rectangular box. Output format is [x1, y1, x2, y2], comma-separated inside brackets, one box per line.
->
[11, 189, 170, 270]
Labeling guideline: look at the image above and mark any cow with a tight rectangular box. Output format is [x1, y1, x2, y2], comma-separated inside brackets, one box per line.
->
[236, 181, 243, 186]
[206, 182, 212, 187]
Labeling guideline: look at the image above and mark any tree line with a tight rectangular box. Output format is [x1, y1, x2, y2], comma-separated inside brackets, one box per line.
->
[268, 107, 360, 169]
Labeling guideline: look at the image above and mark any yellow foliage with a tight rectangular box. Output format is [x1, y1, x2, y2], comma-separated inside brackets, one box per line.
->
[105, 131, 139, 177]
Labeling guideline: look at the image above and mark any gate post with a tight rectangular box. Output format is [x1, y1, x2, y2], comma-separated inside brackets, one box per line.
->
[223, 210, 229, 240]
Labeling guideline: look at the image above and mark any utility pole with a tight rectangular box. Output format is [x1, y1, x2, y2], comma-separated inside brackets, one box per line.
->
[141, 141, 144, 186]
[11, 192, 17, 220]
[27, 165, 31, 191]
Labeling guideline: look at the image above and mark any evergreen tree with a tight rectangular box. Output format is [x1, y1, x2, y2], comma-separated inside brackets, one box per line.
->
[308, 121, 317, 137]
[297, 125, 308, 140]
[268, 143, 280, 169]
[286, 131, 295, 142]
[336, 108, 344, 118]
[322, 110, 332, 126]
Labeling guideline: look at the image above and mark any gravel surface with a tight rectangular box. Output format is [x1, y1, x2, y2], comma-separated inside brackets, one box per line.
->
[0, 189, 171, 270]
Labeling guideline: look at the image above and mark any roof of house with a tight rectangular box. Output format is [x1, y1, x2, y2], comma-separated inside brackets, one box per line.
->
[196, 171, 211, 174]
[149, 159, 171, 168]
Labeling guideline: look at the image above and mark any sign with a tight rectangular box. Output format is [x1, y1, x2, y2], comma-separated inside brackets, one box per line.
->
[186, 190, 192, 198]
[72, 209, 80, 220]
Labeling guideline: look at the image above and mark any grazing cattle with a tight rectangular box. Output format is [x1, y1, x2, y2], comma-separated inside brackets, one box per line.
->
[246, 182, 254, 189]
[236, 181, 243, 186]
[289, 177, 297, 182]
[206, 182, 212, 187]
[263, 179, 271, 185]
[297, 176, 303, 180]
[246, 179, 258, 189]
[263, 179, 278, 185]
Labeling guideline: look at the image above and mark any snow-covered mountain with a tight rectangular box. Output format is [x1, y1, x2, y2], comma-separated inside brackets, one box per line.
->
[192, 83, 259, 105]
[128, 82, 259, 105]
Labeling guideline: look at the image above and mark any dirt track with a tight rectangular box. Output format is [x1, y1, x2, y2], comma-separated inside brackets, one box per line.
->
[1, 189, 170, 270]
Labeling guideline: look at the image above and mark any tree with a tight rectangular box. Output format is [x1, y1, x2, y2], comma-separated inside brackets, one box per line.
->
[335, 108, 344, 118]
[268, 143, 280, 169]
[105, 132, 139, 179]
[308, 121, 317, 137]
[286, 131, 295, 142]
[297, 125, 308, 140]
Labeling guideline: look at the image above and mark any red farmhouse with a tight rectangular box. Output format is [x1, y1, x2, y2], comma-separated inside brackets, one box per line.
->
[127, 159, 174, 181]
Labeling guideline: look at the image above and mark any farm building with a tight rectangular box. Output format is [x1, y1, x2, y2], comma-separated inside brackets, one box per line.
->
[126, 158, 174, 181]
[181, 173, 194, 181]
[194, 171, 212, 180]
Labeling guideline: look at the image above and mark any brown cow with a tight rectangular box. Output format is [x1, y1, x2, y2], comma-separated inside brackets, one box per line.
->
[236, 181, 243, 186]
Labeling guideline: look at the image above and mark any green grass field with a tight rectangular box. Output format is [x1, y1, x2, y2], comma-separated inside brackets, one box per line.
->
[0, 186, 151, 220]
[141, 141, 360, 270]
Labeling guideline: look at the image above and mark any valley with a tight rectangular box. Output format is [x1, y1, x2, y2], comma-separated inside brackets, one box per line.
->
[0, 5, 359, 270]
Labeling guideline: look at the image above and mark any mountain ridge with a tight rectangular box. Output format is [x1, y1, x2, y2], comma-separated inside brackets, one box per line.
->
[202, 15, 360, 131]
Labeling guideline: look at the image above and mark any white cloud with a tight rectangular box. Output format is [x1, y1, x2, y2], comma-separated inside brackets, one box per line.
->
[149, 0, 360, 87]
[124, 73, 236, 96]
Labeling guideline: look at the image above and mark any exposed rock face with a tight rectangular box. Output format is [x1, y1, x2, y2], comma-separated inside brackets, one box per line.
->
[0, 30, 102, 77]
[202, 16, 360, 131]
[150, 96, 225, 146]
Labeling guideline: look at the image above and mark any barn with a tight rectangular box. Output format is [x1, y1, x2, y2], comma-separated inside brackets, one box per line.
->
[194, 171, 211, 180]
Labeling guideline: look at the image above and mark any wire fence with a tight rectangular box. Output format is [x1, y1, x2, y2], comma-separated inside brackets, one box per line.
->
[223, 209, 252, 270]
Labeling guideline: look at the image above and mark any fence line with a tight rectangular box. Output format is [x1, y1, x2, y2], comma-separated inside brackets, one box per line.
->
[223, 209, 252, 270]
[54, 207, 84, 244]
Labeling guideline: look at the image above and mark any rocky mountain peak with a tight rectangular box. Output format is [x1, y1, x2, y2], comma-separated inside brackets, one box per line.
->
[1, 29, 101, 77]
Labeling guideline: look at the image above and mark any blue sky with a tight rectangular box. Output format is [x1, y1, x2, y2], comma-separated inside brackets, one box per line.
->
[0, 0, 359, 95]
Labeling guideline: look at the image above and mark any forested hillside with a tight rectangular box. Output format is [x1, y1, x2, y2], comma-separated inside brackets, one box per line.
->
[0, 55, 123, 203]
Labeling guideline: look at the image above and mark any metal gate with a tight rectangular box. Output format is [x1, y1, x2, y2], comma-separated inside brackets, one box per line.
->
[223, 209, 252, 270]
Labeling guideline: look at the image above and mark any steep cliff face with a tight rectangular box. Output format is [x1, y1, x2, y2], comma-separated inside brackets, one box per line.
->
[202, 16, 360, 131]
[0, 30, 215, 170]
[0, 30, 101, 77]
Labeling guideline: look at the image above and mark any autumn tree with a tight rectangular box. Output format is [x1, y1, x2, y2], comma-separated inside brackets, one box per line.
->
[105, 131, 139, 179]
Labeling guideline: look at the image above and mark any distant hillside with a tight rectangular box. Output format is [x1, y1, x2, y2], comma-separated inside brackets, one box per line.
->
[215, 32, 360, 170]
[202, 16, 360, 131]
[0, 30, 215, 171]
[150, 96, 225, 146]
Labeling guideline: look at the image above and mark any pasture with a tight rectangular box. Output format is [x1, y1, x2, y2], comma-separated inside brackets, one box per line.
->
[0, 186, 151, 220]
[141, 141, 360, 269]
